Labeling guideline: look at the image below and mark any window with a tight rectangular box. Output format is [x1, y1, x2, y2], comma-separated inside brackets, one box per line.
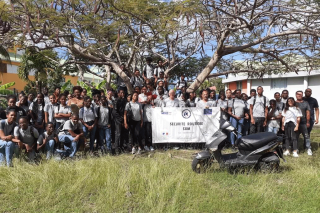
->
[271, 78, 287, 90]
[237, 81, 242, 90]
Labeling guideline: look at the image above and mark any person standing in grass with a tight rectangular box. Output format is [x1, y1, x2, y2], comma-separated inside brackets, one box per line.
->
[44, 94, 56, 128]
[97, 96, 112, 154]
[228, 89, 248, 149]
[249, 86, 269, 134]
[54, 94, 72, 131]
[37, 122, 58, 160]
[282, 97, 302, 157]
[14, 116, 39, 161]
[267, 99, 282, 134]
[29, 93, 45, 135]
[58, 114, 85, 158]
[79, 96, 98, 154]
[143, 95, 155, 152]
[124, 91, 143, 154]
[303, 88, 319, 135]
[0, 110, 17, 167]
[295, 90, 312, 156]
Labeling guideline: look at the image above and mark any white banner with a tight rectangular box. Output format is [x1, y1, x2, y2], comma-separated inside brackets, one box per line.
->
[152, 107, 220, 143]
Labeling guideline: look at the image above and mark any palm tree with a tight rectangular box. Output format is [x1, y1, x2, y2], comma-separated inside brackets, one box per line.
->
[0, 81, 15, 95]
[0, 45, 11, 63]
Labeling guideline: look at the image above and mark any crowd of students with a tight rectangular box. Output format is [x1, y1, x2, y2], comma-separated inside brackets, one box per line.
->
[0, 69, 319, 167]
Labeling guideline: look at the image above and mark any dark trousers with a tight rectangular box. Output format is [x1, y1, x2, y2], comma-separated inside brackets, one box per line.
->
[296, 123, 311, 149]
[129, 120, 141, 147]
[285, 122, 298, 150]
[250, 117, 265, 134]
[242, 118, 250, 136]
[307, 119, 314, 135]
[115, 121, 129, 150]
[144, 122, 152, 147]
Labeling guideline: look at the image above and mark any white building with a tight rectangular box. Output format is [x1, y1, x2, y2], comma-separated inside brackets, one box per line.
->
[222, 71, 320, 101]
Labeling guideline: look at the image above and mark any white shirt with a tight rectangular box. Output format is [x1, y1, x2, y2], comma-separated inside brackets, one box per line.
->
[282, 107, 302, 126]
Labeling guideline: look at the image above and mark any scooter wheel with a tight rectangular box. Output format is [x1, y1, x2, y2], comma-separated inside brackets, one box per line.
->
[191, 158, 210, 173]
[258, 161, 280, 173]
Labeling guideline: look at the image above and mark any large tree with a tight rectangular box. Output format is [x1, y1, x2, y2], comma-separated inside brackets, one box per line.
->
[1, 0, 320, 93]
[0, 0, 202, 93]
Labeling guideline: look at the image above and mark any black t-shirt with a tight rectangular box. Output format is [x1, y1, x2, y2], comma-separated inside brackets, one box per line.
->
[296, 101, 310, 124]
[303, 97, 319, 121]
[4, 106, 27, 122]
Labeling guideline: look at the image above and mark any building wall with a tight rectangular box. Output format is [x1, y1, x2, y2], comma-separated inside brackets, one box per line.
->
[1, 62, 79, 92]
[308, 75, 320, 104]
[242, 80, 247, 94]
[229, 82, 237, 91]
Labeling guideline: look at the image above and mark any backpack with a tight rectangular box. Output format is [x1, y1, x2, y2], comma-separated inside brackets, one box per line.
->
[177, 79, 187, 88]
[252, 95, 266, 109]
[18, 126, 38, 142]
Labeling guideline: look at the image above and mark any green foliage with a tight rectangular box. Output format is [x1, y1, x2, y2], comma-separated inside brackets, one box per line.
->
[0, 45, 11, 63]
[198, 78, 224, 93]
[18, 48, 77, 92]
[61, 80, 74, 93]
[77, 79, 107, 97]
[0, 81, 15, 95]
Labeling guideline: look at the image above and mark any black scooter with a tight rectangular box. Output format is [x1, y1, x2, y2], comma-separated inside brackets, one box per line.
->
[192, 119, 285, 173]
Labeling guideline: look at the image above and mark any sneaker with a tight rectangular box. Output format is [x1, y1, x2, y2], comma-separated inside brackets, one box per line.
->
[292, 152, 299, 158]
[283, 150, 290, 156]
[137, 148, 142, 155]
[132, 147, 136, 155]
[150, 146, 155, 151]
[144, 146, 150, 151]
[307, 149, 313, 156]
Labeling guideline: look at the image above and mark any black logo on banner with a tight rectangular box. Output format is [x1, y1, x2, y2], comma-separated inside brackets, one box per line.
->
[182, 109, 191, 119]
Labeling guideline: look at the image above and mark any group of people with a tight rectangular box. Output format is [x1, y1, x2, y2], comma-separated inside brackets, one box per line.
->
[0, 65, 319, 167]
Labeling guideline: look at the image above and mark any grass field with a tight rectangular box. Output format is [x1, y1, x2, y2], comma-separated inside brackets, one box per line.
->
[1, 128, 320, 213]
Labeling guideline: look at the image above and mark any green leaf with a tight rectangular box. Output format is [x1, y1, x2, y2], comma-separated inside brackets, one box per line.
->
[0, 82, 15, 90]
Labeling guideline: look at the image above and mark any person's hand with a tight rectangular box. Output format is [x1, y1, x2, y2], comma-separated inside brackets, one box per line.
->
[5, 135, 13, 141]
[73, 135, 79, 142]
[315, 119, 319, 124]
[141, 121, 143, 127]
[107, 124, 111, 128]
[294, 126, 299, 131]
[307, 122, 310, 128]
[125, 123, 129, 129]
[88, 126, 93, 131]
[251, 118, 255, 125]
[25, 144, 33, 152]
[263, 121, 267, 127]
[152, 106, 155, 108]
[282, 126, 284, 131]
[108, 104, 113, 108]
[18, 141, 24, 149]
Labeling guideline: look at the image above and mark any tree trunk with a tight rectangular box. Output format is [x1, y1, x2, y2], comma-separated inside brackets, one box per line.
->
[111, 62, 134, 94]
[186, 53, 222, 93]
[104, 65, 112, 89]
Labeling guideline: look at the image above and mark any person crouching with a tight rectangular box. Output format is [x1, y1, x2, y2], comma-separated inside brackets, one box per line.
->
[58, 114, 85, 158]
[37, 122, 58, 160]
[14, 116, 39, 161]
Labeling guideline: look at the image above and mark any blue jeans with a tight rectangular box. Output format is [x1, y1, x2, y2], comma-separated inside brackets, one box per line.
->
[0, 140, 14, 167]
[82, 121, 97, 151]
[58, 135, 84, 157]
[267, 126, 279, 134]
[45, 139, 55, 159]
[230, 117, 244, 146]
[99, 126, 112, 150]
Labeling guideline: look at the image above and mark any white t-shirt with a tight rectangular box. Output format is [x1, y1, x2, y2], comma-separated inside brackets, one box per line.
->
[248, 95, 270, 117]
[196, 100, 216, 108]
[125, 102, 142, 121]
[282, 107, 302, 126]
[164, 98, 180, 107]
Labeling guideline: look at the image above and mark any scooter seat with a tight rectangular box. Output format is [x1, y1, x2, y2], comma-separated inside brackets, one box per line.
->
[237, 132, 277, 151]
